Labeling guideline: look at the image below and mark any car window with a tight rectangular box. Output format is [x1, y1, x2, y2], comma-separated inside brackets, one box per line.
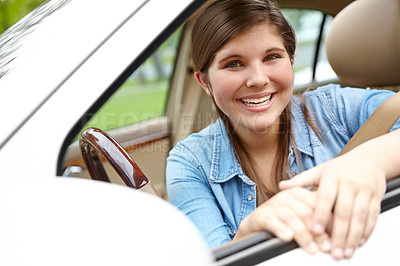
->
[81, 27, 182, 133]
[281, 9, 337, 89]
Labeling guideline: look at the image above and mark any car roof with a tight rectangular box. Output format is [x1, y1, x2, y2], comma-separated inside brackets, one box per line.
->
[0, 0, 151, 148]
[278, 0, 353, 16]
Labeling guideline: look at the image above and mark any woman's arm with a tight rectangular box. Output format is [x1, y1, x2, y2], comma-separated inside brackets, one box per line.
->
[166, 145, 232, 249]
[234, 187, 331, 254]
[279, 128, 400, 259]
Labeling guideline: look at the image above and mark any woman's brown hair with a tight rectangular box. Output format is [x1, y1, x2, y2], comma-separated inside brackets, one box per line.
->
[192, 0, 297, 203]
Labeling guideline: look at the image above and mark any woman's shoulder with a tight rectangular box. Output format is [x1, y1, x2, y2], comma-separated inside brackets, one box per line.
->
[292, 83, 397, 135]
[169, 120, 225, 159]
[301, 84, 362, 101]
[174, 120, 220, 147]
[302, 84, 394, 103]
[167, 119, 238, 179]
[295, 84, 394, 114]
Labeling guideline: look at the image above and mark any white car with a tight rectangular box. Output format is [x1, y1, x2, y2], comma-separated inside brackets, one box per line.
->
[0, 0, 399, 265]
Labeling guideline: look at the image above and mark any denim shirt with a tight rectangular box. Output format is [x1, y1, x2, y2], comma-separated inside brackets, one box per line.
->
[166, 84, 400, 249]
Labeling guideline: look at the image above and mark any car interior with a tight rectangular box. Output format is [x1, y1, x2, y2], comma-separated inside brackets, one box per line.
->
[58, 0, 400, 263]
[60, 0, 351, 197]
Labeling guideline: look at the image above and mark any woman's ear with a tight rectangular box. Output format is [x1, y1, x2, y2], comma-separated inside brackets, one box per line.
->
[290, 57, 294, 65]
[194, 71, 211, 95]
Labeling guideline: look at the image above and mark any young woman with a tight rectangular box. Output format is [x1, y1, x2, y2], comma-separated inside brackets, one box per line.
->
[166, 0, 400, 260]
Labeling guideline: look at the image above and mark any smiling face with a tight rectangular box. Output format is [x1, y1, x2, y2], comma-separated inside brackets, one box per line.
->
[196, 23, 294, 136]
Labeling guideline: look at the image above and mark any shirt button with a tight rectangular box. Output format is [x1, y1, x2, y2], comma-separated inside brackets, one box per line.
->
[248, 194, 253, 201]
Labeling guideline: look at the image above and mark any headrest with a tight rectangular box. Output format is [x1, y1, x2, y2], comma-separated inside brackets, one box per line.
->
[326, 0, 400, 87]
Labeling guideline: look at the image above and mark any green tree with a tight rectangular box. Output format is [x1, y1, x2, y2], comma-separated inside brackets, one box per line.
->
[0, 0, 46, 34]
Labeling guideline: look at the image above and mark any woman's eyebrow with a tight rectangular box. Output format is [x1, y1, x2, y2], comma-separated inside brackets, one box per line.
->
[265, 47, 286, 53]
[217, 54, 242, 65]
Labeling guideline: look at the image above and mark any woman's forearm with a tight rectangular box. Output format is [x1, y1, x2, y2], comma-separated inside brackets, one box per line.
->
[349, 128, 400, 181]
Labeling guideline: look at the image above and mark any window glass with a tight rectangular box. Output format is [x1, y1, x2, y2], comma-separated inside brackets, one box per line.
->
[281, 9, 337, 88]
[315, 15, 337, 83]
[282, 9, 321, 87]
[81, 28, 182, 133]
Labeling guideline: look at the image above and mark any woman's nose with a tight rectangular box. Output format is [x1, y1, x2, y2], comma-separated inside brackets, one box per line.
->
[245, 64, 270, 88]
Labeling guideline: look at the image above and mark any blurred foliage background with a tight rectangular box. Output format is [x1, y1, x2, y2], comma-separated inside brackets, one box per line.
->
[0, 0, 46, 34]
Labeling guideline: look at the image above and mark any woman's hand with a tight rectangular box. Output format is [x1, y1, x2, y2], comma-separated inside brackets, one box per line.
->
[234, 187, 331, 254]
[279, 151, 387, 260]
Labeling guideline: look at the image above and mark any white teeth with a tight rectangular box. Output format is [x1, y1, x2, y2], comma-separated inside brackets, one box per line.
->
[241, 95, 272, 106]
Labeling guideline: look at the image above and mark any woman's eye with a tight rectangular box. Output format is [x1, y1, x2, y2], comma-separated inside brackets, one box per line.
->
[265, 54, 280, 61]
[225, 61, 242, 68]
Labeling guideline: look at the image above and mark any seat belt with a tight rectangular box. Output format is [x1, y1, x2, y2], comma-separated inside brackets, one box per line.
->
[338, 91, 400, 156]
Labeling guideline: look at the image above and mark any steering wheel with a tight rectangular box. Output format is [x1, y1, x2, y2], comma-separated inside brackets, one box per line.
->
[79, 127, 159, 196]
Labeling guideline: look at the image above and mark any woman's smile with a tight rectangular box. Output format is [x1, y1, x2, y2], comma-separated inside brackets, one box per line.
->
[239, 93, 275, 112]
[241, 94, 272, 106]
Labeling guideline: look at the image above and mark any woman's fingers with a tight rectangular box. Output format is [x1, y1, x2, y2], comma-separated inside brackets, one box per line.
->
[279, 206, 318, 254]
[329, 184, 355, 260]
[329, 189, 380, 260]
[289, 186, 318, 207]
[312, 176, 338, 235]
[260, 214, 295, 242]
[238, 188, 313, 238]
[342, 190, 371, 258]
[361, 195, 380, 245]
[279, 166, 322, 190]
[277, 188, 326, 254]
[247, 188, 325, 254]
[318, 177, 382, 260]
[315, 233, 332, 253]
[280, 169, 338, 254]
[279, 165, 338, 237]
[271, 199, 317, 254]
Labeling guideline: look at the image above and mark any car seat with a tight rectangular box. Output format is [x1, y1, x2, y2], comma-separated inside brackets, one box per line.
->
[325, 0, 400, 88]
